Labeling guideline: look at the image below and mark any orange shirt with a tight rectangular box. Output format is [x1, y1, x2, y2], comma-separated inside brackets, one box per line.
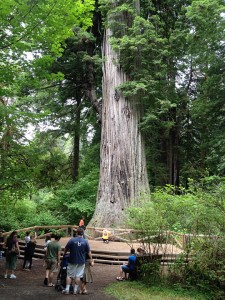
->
[79, 219, 84, 227]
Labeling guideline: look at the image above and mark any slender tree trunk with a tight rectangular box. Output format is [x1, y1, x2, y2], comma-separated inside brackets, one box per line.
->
[173, 128, 180, 187]
[72, 98, 81, 182]
[89, 25, 149, 227]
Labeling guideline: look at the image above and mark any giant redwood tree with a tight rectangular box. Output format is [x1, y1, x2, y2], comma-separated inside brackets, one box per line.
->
[89, 0, 149, 227]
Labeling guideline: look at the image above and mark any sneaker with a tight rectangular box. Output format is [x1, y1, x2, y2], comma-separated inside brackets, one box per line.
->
[10, 274, 16, 279]
[62, 290, 70, 295]
[4, 274, 7, 279]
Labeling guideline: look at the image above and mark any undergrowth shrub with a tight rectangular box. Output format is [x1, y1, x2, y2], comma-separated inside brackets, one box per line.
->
[126, 180, 225, 299]
[183, 238, 225, 299]
[140, 260, 161, 285]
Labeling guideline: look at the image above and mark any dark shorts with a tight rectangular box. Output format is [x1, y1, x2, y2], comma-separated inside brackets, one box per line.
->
[5, 253, 18, 270]
[122, 265, 132, 273]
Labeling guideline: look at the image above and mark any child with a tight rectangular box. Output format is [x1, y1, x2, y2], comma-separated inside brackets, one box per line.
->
[137, 247, 146, 255]
[44, 235, 52, 250]
[23, 234, 37, 270]
[43, 235, 51, 267]
[80, 254, 94, 294]
[102, 228, 111, 243]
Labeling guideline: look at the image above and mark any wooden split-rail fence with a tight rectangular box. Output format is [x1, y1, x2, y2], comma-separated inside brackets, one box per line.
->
[2, 224, 203, 246]
[2, 225, 211, 265]
[17, 241, 190, 266]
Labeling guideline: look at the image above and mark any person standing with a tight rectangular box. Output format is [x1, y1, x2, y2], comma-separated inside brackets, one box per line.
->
[24, 231, 31, 248]
[44, 235, 62, 287]
[0, 231, 4, 260]
[23, 234, 37, 270]
[62, 227, 94, 295]
[4, 231, 20, 279]
[79, 216, 86, 239]
[80, 253, 94, 295]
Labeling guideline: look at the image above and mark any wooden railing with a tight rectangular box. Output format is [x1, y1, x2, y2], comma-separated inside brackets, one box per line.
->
[0, 225, 205, 266]
[2, 225, 78, 240]
[2, 225, 217, 251]
[16, 240, 190, 266]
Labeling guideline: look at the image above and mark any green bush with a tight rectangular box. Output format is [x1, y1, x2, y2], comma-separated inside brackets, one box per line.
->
[126, 180, 225, 299]
[183, 238, 225, 299]
[52, 170, 99, 224]
[140, 261, 161, 285]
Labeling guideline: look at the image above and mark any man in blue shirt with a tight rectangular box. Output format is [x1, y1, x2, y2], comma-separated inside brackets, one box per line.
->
[62, 227, 93, 295]
[116, 248, 137, 280]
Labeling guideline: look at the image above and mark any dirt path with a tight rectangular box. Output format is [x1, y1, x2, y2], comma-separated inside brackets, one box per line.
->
[0, 258, 118, 300]
[0, 240, 133, 300]
[0, 238, 182, 299]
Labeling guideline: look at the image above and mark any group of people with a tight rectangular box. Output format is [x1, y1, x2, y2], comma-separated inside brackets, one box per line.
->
[1, 216, 141, 295]
[1, 230, 37, 278]
[43, 217, 94, 295]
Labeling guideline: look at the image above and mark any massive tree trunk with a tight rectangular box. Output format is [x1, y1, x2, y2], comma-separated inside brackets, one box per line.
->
[89, 25, 149, 227]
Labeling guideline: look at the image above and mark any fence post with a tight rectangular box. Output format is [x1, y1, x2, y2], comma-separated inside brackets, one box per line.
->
[35, 227, 38, 239]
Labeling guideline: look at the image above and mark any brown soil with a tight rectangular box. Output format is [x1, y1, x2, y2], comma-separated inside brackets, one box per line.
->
[0, 258, 118, 300]
[0, 239, 130, 300]
[0, 238, 182, 299]
[38, 237, 183, 255]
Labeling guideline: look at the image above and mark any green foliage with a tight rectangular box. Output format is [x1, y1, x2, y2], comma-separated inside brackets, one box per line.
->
[27, 168, 99, 227]
[164, 237, 225, 299]
[14, 199, 37, 228]
[127, 180, 225, 298]
[140, 261, 161, 285]
[29, 133, 69, 188]
[0, 0, 98, 231]
[31, 210, 65, 227]
[0, 0, 95, 95]
[0, 193, 65, 230]
[0, 194, 18, 231]
[53, 169, 99, 224]
[100, 0, 225, 188]
[128, 181, 225, 235]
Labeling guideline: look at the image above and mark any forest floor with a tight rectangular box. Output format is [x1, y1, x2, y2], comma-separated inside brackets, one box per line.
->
[0, 238, 183, 299]
[0, 239, 130, 300]
[0, 257, 118, 300]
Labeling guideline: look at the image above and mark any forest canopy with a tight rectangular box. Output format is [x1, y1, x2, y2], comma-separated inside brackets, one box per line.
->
[0, 0, 225, 230]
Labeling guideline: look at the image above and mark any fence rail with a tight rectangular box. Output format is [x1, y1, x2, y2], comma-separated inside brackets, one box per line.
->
[16, 241, 191, 266]
[2, 225, 218, 251]
[0, 226, 206, 266]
